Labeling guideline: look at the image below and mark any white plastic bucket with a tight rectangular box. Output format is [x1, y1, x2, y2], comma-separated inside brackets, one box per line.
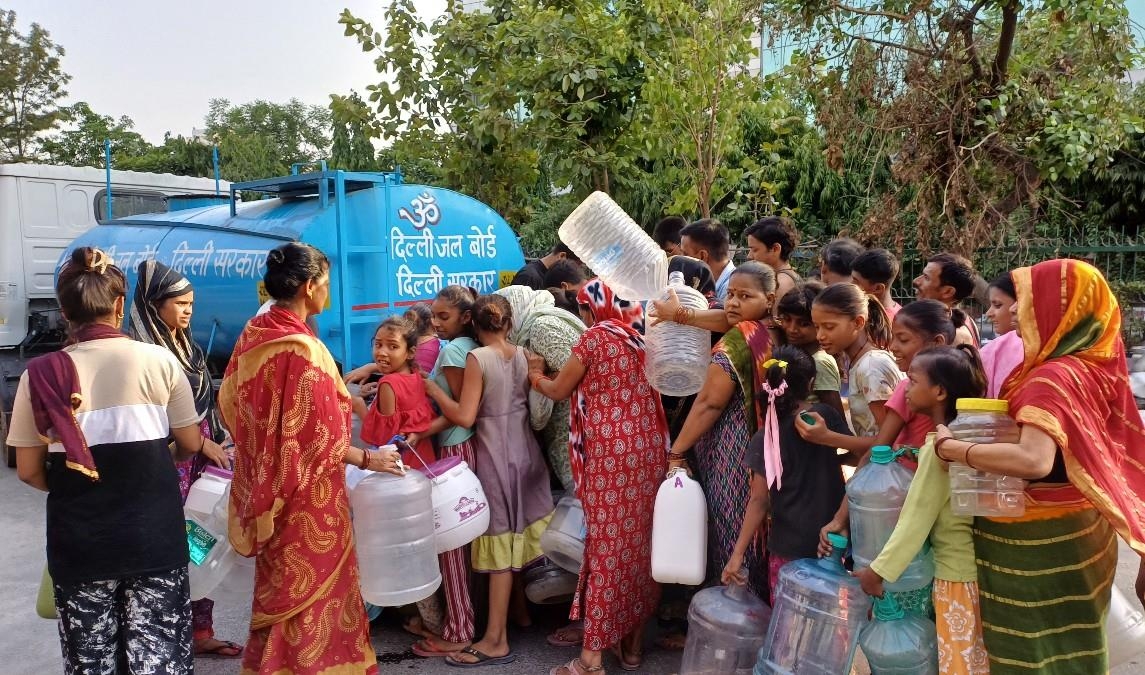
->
[418, 456, 491, 553]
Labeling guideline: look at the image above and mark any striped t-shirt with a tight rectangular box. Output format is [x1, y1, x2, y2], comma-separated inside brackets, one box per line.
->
[9, 338, 200, 584]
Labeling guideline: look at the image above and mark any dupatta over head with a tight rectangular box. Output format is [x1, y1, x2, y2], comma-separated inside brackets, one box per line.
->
[713, 320, 773, 432]
[1002, 258, 1145, 554]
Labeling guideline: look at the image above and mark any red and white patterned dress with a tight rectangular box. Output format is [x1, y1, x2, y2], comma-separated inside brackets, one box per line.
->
[568, 321, 668, 651]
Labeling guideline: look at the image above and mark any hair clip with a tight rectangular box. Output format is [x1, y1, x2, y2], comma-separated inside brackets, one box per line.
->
[87, 249, 113, 275]
[762, 358, 788, 370]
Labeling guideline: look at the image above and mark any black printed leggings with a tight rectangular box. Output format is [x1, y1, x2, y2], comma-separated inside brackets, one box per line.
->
[53, 567, 192, 675]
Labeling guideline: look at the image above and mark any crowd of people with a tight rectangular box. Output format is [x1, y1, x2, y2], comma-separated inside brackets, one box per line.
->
[7, 209, 1145, 675]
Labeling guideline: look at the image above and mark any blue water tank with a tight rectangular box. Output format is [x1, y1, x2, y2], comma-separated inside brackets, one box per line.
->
[63, 171, 525, 369]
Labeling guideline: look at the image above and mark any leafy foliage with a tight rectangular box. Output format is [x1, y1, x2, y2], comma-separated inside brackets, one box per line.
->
[0, 9, 69, 161]
[40, 102, 151, 168]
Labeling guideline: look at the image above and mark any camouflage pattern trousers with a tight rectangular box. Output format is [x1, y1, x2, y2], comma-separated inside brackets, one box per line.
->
[53, 566, 192, 675]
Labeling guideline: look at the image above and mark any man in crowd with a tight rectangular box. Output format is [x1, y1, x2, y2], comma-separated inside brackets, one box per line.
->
[511, 242, 580, 290]
[680, 219, 735, 302]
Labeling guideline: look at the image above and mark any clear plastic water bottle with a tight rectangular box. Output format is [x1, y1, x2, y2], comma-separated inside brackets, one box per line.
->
[848, 445, 935, 593]
[558, 191, 669, 301]
[858, 594, 939, 674]
[754, 534, 872, 674]
[681, 579, 771, 674]
[645, 270, 712, 396]
[947, 398, 1026, 517]
[350, 467, 442, 606]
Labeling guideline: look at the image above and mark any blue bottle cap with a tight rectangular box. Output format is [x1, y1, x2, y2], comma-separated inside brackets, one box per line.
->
[869, 445, 894, 464]
[826, 532, 849, 549]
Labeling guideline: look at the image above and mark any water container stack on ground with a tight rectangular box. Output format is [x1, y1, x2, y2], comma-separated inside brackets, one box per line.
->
[540, 495, 586, 574]
[558, 191, 668, 301]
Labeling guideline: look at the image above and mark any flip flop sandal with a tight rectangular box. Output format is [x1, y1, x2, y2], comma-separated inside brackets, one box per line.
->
[610, 644, 642, 672]
[194, 640, 244, 658]
[444, 647, 517, 668]
[411, 638, 469, 658]
[550, 657, 606, 675]
[546, 625, 584, 647]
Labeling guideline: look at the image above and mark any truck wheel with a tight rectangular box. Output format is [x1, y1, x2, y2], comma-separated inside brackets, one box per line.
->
[1, 412, 14, 468]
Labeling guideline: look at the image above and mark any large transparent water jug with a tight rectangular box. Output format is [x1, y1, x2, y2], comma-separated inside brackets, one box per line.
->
[541, 495, 586, 573]
[754, 534, 872, 674]
[350, 467, 442, 607]
[1108, 585, 1145, 668]
[681, 580, 771, 674]
[210, 483, 255, 598]
[848, 445, 935, 593]
[652, 468, 707, 585]
[558, 191, 669, 301]
[858, 594, 938, 674]
[185, 466, 232, 521]
[186, 483, 239, 601]
[947, 398, 1026, 517]
[645, 270, 712, 396]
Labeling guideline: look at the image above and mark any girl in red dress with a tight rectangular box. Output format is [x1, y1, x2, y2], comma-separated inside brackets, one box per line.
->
[530, 278, 669, 675]
[352, 316, 436, 470]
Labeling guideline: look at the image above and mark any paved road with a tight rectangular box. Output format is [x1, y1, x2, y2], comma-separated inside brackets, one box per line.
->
[3, 461, 1145, 674]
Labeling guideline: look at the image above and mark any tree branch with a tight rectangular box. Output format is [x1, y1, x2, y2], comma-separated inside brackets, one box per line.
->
[830, 2, 909, 22]
[991, 1, 1019, 88]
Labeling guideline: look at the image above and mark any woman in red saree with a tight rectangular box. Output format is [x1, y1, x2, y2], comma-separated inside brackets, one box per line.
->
[934, 258, 1145, 674]
[218, 243, 400, 675]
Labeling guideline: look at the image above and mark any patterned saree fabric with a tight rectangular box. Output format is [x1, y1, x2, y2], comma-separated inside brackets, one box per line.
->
[218, 306, 377, 675]
[712, 319, 773, 432]
[1003, 258, 1145, 554]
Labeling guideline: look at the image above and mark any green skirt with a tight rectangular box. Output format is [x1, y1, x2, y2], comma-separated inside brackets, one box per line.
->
[973, 506, 1116, 674]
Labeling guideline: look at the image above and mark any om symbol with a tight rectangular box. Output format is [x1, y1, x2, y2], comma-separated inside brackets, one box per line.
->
[397, 191, 441, 230]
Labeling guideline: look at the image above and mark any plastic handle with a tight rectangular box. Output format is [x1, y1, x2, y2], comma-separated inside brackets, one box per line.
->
[388, 434, 431, 477]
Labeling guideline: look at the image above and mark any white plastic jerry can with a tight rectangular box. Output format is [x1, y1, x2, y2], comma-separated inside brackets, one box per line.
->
[652, 467, 707, 585]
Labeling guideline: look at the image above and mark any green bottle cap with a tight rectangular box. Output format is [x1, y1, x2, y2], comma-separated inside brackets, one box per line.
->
[826, 532, 849, 549]
[870, 445, 894, 464]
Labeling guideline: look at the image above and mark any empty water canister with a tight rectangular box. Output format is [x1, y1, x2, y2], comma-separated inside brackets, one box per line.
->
[418, 456, 490, 553]
[524, 559, 580, 605]
[558, 191, 669, 301]
[680, 580, 771, 675]
[541, 495, 586, 574]
[186, 482, 238, 601]
[652, 468, 707, 585]
[210, 483, 255, 598]
[947, 398, 1026, 518]
[185, 466, 232, 521]
[1108, 585, 1145, 668]
[645, 270, 712, 396]
[754, 533, 872, 675]
[858, 594, 939, 674]
[848, 445, 935, 593]
[351, 468, 442, 607]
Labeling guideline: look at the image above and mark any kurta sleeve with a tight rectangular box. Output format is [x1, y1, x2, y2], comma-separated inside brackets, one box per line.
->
[868, 438, 947, 583]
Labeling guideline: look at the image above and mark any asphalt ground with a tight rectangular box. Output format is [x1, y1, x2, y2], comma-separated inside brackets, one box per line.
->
[3, 462, 1145, 674]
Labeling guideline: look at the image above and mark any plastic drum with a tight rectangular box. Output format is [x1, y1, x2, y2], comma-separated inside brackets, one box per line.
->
[417, 456, 491, 553]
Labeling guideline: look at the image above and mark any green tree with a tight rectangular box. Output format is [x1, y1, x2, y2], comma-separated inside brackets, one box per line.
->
[329, 92, 378, 171]
[764, 0, 1142, 254]
[640, 0, 761, 218]
[119, 133, 214, 177]
[40, 102, 153, 167]
[0, 9, 70, 161]
[204, 98, 331, 181]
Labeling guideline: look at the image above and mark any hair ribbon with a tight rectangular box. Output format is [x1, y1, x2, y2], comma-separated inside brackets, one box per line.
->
[761, 377, 788, 490]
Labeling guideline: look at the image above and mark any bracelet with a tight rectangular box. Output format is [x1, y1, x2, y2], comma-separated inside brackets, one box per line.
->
[674, 306, 694, 326]
[529, 372, 549, 391]
[668, 451, 688, 460]
[933, 436, 952, 462]
[358, 448, 372, 470]
[964, 443, 980, 470]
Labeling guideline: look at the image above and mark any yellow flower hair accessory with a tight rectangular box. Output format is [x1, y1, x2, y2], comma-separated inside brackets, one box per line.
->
[762, 358, 788, 370]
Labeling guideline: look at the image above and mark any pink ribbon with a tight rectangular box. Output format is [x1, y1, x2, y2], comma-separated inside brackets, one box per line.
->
[761, 380, 787, 490]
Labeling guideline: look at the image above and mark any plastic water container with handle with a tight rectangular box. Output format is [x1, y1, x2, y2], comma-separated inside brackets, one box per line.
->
[754, 533, 872, 674]
[858, 594, 939, 674]
[947, 398, 1026, 517]
[680, 580, 771, 674]
[186, 485, 238, 601]
[847, 445, 935, 593]
[645, 271, 712, 396]
[417, 455, 490, 553]
[540, 495, 586, 574]
[558, 191, 668, 301]
[350, 465, 442, 606]
[184, 466, 232, 521]
[652, 467, 707, 585]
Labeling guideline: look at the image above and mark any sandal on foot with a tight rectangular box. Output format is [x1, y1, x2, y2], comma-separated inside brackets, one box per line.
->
[194, 639, 243, 658]
[547, 624, 585, 647]
[550, 657, 605, 675]
[445, 647, 517, 668]
[611, 644, 642, 672]
[411, 637, 469, 658]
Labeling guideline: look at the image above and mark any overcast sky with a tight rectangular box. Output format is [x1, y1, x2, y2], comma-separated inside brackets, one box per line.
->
[6, 0, 447, 142]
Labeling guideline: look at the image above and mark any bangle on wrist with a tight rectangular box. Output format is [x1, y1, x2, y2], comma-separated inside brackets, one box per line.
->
[530, 372, 550, 391]
[934, 437, 952, 462]
[358, 448, 371, 470]
[964, 443, 980, 470]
